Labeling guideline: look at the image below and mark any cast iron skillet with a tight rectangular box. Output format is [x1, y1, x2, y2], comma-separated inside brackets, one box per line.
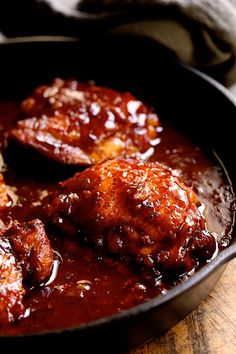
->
[0, 36, 235, 352]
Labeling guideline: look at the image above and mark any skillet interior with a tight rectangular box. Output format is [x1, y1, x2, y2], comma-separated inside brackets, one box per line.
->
[0, 35, 235, 352]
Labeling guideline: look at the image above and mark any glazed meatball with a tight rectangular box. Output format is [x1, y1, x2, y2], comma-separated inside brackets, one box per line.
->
[44, 159, 217, 279]
[0, 219, 54, 324]
[9, 79, 160, 165]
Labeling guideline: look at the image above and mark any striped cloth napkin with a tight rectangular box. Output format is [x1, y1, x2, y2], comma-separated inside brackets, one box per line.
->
[1, 0, 236, 81]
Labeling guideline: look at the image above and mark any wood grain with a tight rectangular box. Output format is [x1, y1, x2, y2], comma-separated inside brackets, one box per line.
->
[130, 258, 236, 354]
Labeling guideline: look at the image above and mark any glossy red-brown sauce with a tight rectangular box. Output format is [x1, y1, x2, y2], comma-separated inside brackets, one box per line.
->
[0, 100, 234, 336]
[20, 79, 159, 153]
[9, 79, 160, 165]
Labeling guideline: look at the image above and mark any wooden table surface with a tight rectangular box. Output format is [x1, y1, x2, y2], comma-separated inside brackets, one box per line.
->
[129, 258, 236, 354]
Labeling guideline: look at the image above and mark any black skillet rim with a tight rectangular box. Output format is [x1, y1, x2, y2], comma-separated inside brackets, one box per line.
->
[0, 35, 235, 339]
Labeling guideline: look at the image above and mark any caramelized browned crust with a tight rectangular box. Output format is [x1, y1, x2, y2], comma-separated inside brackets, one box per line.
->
[0, 173, 8, 208]
[0, 239, 25, 324]
[6, 219, 53, 284]
[0, 219, 53, 324]
[45, 159, 217, 278]
[9, 79, 160, 165]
